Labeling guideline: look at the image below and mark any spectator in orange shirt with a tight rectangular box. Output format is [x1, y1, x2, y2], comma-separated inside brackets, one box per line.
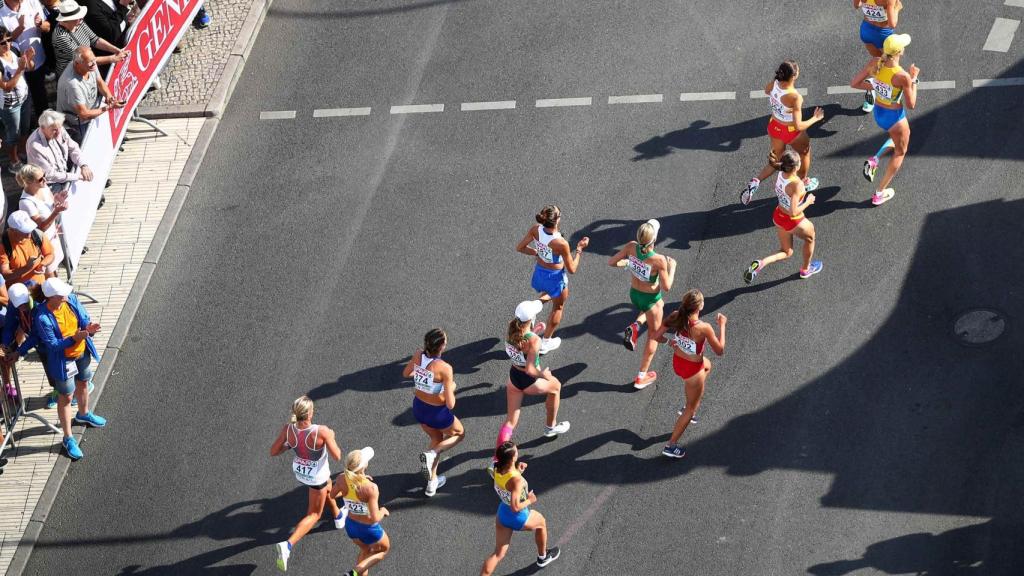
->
[0, 210, 53, 295]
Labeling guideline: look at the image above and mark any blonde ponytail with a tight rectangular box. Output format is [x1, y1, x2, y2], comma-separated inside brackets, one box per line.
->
[290, 395, 313, 424]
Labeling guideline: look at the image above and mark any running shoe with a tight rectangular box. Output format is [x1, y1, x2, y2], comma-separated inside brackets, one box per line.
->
[536, 547, 561, 567]
[743, 260, 761, 285]
[799, 260, 823, 279]
[486, 460, 495, 479]
[419, 450, 436, 481]
[633, 371, 657, 390]
[543, 421, 570, 437]
[73, 412, 107, 427]
[871, 188, 895, 206]
[533, 321, 546, 335]
[63, 436, 83, 460]
[275, 541, 290, 572]
[802, 177, 819, 192]
[623, 322, 639, 351]
[425, 474, 447, 497]
[333, 506, 348, 529]
[740, 178, 760, 206]
[862, 91, 875, 113]
[863, 156, 878, 182]
[538, 337, 561, 355]
[662, 444, 686, 459]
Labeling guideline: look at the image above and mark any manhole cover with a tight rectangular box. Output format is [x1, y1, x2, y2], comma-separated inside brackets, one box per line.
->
[952, 308, 1007, 347]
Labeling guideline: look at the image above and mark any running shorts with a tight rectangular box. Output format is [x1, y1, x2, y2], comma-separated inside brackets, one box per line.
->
[673, 354, 705, 380]
[767, 118, 801, 145]
[412, 397, 455, 430]
[772, 207, 805, 232]
[497, 502, 531, 530]
[531, 264, 567, 299]
[873, 105, 906, 131]
[345, 517, 385, 545]
[629, 288, 663, 312]
[859, 20, 894, 50]
[509, 366, 536, 391]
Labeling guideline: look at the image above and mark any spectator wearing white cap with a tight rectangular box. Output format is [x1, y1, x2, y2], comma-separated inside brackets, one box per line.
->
[32, 276, 102, 460]
[0, 209, 53, 293]
[26, 108, 92, 192]
[1, 282, 40, 390]
[51, 2, 126, 79]
[17, 163, 66, 274]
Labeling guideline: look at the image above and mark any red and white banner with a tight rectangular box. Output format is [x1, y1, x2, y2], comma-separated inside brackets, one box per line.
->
[61, 0, 203, 272]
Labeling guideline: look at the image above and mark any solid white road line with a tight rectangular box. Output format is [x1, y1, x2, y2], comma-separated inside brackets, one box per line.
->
[461, 100, 516, 111]
[1006, 0, 1024, 8]
[535, 97, 592, 108]
[259, 110, 296, 120]
[750, 87, 807, 98]
[679, 91, 736, 101]
[608, 94, 663, 104]
[827, 85, 863, 94]
[917, 80, 956, 90]
[972, 77, 1024, 87]
[390, 104, 444, 114]
[983, 18, 1020, 52]
[313, 107, 372, 117]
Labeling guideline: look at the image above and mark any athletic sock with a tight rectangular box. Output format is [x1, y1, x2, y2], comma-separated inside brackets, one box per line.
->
[637, 371, 646, 380]
[874, 138, 894, 158]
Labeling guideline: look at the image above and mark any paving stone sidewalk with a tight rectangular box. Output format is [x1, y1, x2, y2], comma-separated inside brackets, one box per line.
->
[0, 117, 206, 575]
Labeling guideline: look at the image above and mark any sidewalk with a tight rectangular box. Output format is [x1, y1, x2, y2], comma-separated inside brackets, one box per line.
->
[0, 117, 206, 575]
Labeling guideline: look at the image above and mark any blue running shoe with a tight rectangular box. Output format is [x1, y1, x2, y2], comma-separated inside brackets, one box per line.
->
[802, 177, 819, 192]
[662, 444, 686, 459]
[193, 7, 210, 28]
[63, 436, 83, 460]
[74, 412, 107, 428]
[800, 260, 823, 279]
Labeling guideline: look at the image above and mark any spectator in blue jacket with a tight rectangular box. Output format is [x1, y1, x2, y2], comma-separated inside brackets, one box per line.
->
[33, 276, 102, 460]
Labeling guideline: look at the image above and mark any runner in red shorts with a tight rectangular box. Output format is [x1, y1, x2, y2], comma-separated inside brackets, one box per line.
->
[741, 60, 825, 205]
[652, 289, 726, 459]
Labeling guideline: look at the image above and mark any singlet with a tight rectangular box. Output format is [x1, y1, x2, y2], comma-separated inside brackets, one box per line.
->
[286, 424, 331, 486]
[861, 0, 889, 24]
[533, 225, 562, 265]
[870, 64, 905, 107]
[343, 475, 373, 518]
[506, 333, 541, 369]
[775, 172, 803, 214]
[412, 353, 444, 395]
[768, 81, 797, 124]
[493, 467, 529, 509]
[627, 245, 660, 284]
[672, 320, 706, 357]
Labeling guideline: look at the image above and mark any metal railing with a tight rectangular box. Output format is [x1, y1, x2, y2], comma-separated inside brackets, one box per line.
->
[0, 361, 61, 459]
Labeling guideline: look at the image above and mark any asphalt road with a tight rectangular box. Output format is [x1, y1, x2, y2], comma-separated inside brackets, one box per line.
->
[22, 1, 1024, 575]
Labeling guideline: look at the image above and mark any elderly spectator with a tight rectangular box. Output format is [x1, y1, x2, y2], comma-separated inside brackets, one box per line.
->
[51, 1, 124, 79]
[56, 46, 122, 143]
[33, 277, 103, 460]
[27, 108, 92, 190]
[0, 0, 47, 125]
[81, 0, 129, 47]
[17, 163, 65, 273]
[0, 210, 53, 294]
[0, 25, 31, 172]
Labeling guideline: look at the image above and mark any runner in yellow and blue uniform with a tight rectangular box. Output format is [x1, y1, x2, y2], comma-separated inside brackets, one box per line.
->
[854, 0, 903, 112]
[333, 447, 391, 576]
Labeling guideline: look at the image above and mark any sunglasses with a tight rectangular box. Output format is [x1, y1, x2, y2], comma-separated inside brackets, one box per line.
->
[36, 176, 46, 183]
[0, 39, 10, 45]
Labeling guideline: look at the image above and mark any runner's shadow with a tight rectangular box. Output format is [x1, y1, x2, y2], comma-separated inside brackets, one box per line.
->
[701, 276, 796, 315]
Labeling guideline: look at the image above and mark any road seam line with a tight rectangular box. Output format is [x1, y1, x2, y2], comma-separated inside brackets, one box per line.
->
[827, 85, 863, 94]
[390, 104, 444, 114]
[679, 91, 736, 101]
[917, 80, 956, 90]
[259, 110, 296, 120]
[972, 77, 1024, 87]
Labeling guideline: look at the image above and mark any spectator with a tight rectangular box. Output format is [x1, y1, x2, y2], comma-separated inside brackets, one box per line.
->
[51, 2, 124, 79]
[56, 46, 122, 143]
[27, 108, 93, 191]
[0, 25, 32, 173]
[193, 2, 208, 29]
[38, 0, 54, 74]
[80, 0, 129, 47]
[33, 276, 104, 461]
[17, 163, 65, 274]
[0, 0, 47, 126]
[0, 210, 53, 295]
[1, 283, 42, 385]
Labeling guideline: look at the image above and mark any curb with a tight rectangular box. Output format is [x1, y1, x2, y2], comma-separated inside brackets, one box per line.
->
[138, 0, 274, 119]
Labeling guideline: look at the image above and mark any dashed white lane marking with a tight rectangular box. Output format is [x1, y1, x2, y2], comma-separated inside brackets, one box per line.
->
[827, 85, 864, 95]
[461, 100, 516, 111]
[313, 107, 372, 117]
[972, 76, 1024, 87]
[1006, 0, 1024, 8]
[536, 97, 592, 108]
[608, 94, 663, 104]
[750, 87, 807, 98]
[390, 104, 444, 114]
[983, 17, 1020, 52]
[259, 110, 296, 120]
[679, 91, 736, 101]
[917, 80, 956, 90]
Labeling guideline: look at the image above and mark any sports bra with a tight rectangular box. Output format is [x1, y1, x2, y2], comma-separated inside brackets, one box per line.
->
[343, 476, 372, 517]
[506, 333, 541, 369]
[672, 320, 706, 357]
[412, 353, 444, 395]
[769, 81, 797, 123]
[493, 467, 529, 508]
[861, 0, 889, 24]
[533, 225, 562, 265]
[286, 424, 331, 486]
[775, 172, 803, 213]
[870, 64, 905, 108]
[627, 245, 659, 284]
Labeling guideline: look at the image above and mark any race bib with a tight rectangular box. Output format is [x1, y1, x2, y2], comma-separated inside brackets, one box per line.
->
[533, 240, 555, 263]
[869, 78, 895, 101]
[413, 365, 442, 394]
[769, 95, 789, 119]
[494, 485, 513, 506]
[861, 3, 887, 22]
[506, 343, 527, 367]
[292, 457, 316, 482]
[775, 185, 793, 210]
[627, 255, 652, 282]
[65, 360, 79, 379]
[673, 333, 698, 355]
[344, 498, 370, 516]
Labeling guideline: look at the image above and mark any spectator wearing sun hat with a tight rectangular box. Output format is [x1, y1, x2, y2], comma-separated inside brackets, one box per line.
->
[0, 209, 53, 292]
[33, 276, 102, 460]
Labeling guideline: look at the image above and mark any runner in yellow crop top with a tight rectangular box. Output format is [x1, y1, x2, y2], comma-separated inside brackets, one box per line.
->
[331, 447, 391, 576]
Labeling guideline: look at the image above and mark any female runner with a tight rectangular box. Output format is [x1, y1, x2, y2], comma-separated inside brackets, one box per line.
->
[269, 396, 345, 572]
[607, 219, 677, 389]
[854, 0, 903, 111]
[743, 150, 822, 283]
[334, 447, 391, 576]
[480, 441, 561, 575]
[741, 60, 825, 205]
[653, 291, 726, 458]
[850, 34, 919, 206]
[402, 328, 465, 497]
[515, 205, 589, 354]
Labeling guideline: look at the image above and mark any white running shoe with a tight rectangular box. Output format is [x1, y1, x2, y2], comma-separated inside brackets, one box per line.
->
[863, 157, 878, 182]
[419, 450, 436, 481]
[871, 188, 895, 206]
[543, 421, 570, 437]
[538, 337, 561, 355]
[333, 506, 348, 529]
[275, 541, 290, 572]
[425, 474, 447, 497]
[740, 179, 760, 205]
[802, 177, 819, 192]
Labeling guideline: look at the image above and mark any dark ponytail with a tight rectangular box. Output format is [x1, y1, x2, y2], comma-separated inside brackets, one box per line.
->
[779, 150, 800, 174]
[535, 205, 560, 229]
[774, 60, 799, 82]
[664, 289, 704, 336]
[424, 328, 446, 356]
[495, 441, 517, 472]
